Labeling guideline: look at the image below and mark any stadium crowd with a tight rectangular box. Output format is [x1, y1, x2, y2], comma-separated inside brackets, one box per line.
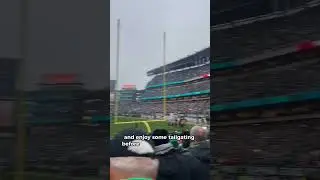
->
[214, 119, 320, 167]
[143, 80, 209, 98]
[135, 100, 209, 115]
[146, 64, 209, 86]
[118, 99, 209, 115]
[24, 125, 108, 176]
[212, 0, 272, 25]
[211, 1, 320, 178]
[116, 60, 210, 116]
[214, 58, 320, 103]
[212, 0, 318, 25]
[212, 4, 320, 61]
[110, 126, 210, 180]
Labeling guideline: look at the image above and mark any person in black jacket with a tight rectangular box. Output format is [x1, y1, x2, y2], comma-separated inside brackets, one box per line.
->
[152, 129, 209, 180]
[181, 130, 191, 149]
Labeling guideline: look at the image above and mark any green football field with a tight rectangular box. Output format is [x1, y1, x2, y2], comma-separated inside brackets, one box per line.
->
[110, 116, 193, 137]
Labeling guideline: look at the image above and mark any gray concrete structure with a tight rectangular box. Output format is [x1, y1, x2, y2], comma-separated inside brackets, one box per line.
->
[0, 0, 110, 91]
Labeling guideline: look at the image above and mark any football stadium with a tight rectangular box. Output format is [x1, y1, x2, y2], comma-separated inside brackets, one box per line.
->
[110, 48, 210, 137]
[109, 46, 211, 179]
[1, 0, 320, 179]
[212, 0, 320, 179]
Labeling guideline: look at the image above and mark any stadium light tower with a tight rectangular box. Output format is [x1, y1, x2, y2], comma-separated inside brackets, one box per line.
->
[114, 19, 121, 123]
[162, 32, 167, 121]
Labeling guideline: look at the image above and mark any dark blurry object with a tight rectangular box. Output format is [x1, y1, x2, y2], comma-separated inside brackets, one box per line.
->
[181, 130, 191, 149]
[152, 130, 209, 179]
[297, 40, 316, 52]
[157, 149, 209, 180]
[0, 58, 19, 98]
[41, 74, 79, 84]
[152, 129, 169, 147]
[0, 101, 14, 127]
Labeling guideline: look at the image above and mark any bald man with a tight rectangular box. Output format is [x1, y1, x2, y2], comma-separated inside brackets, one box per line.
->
[110, 128, 157, 180]
[189, 126, 211, 167]
[110, 157, 158, 180]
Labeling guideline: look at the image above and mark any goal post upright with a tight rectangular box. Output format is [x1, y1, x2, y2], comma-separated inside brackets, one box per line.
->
[114, 19, 121, 124]
[162, 32, 167, 121]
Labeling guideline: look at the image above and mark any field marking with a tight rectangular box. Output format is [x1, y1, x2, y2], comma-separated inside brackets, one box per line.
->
[114, 120, 166, 124]
[113, 120, 166, 133]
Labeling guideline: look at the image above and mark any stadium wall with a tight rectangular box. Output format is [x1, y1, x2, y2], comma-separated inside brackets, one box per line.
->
[211, 41, 320, 112]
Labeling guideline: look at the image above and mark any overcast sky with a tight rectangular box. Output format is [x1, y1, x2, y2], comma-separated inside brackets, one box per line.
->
[110, 0, 210, 89]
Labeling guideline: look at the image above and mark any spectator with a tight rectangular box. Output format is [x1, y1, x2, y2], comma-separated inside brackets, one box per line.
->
[152, 129, 209, 180]
[110, 128, 158, 180]
[181, 130, 191, 149]
[169, 138, 180, 149]
[142, 80, 209, 98]
[152, 129, 174, 156]
[189, 126, 211, 167]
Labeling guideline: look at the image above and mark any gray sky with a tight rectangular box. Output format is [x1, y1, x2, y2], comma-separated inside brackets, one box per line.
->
[110, 0, 210, 89]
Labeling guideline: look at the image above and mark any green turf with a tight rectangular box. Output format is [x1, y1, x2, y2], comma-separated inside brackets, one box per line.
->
[110, 117, 192, 137]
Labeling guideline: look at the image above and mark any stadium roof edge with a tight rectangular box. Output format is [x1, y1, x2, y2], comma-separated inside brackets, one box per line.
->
[146, 47, 210, 76]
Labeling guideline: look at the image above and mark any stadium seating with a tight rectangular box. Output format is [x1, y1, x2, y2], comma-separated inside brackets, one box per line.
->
[146, 64, 209, 87]
[213, 119, 320, 166]
[26, 125, 108, 176]
[212, 0, 317, 25]
[116, 60, 209, 116]
[118, 101, 140, 114]
[213, 58, 320, 104]
[211, 1, 320, 175]
[143, 80, 209, 98]
[212, 0, 248, 10]
[212, 0, 272, 25]
[130, 100, 209, 115]
[0, 136, 14, 170]
[212, 5, 320, 61]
